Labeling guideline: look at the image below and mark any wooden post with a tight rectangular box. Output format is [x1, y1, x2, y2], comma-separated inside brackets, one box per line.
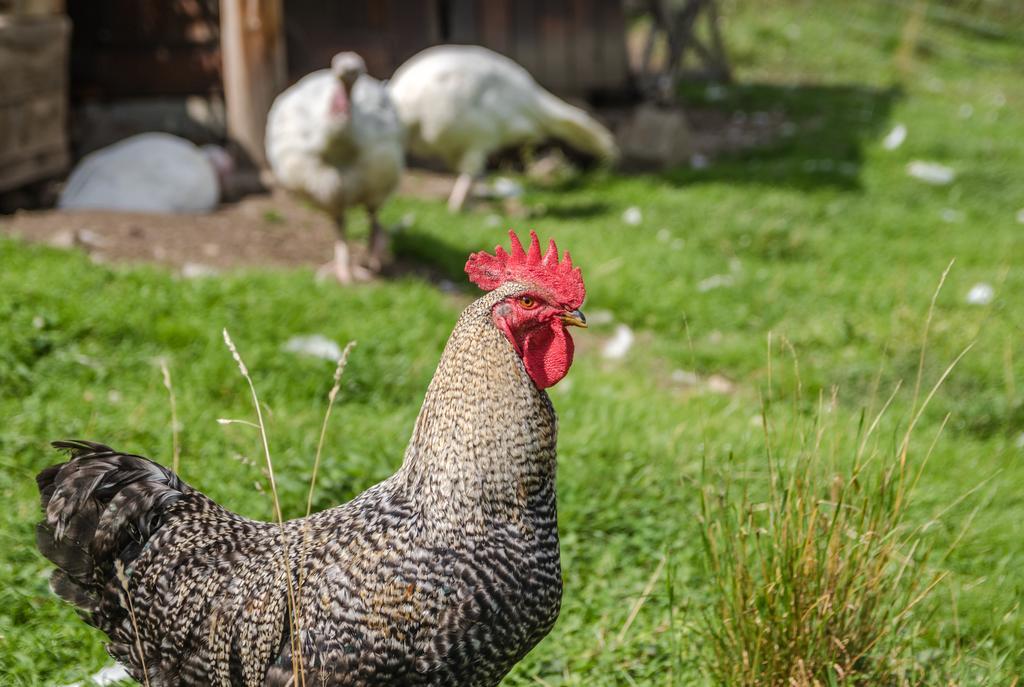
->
[0, 8, 71, 193]
[220, 0, 285, 169]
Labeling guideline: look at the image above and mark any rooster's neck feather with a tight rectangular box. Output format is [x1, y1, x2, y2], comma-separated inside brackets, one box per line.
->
[395, 284, 557, 534]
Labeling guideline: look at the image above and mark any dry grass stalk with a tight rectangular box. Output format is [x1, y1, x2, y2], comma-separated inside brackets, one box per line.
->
[614, 555, 666, 648]
[222, 329, 305, 687]
[296, 342, 356, 609]
[115, 560, 151, 687]
[895, 0, 928, 75]
[306, 341, 357, 518]
[159, 359, 181, 474]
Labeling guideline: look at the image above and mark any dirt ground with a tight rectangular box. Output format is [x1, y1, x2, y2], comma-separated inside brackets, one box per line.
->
[0, 105, 788, 275]
[0, 170, 458, 276]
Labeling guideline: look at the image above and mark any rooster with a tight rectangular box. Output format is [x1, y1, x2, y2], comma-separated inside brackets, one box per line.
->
[266, 52, 404, 283]
[36, 230, 587, 686]
[388, 45, 619, 212]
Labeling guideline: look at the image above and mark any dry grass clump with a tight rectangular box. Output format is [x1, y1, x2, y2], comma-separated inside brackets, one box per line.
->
[699, 270, 967, 686]
[699, 392, 945, 686]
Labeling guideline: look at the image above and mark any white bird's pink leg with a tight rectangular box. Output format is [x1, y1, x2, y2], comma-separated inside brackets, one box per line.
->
[448, 151, 486, 213]
[366, 210, 390, 273]
[448, 173, 475, 213]
[317, 216, 371, 284]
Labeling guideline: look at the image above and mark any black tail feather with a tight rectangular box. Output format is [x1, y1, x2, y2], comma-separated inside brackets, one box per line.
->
[36, 440, 189, 624]
[49, 569, 100, 614]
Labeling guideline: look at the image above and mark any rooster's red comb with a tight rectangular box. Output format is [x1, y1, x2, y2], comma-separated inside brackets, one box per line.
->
[465, 230, 585, 309]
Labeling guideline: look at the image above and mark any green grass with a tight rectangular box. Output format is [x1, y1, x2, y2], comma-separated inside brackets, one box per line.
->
[1, 0, 1022, 684]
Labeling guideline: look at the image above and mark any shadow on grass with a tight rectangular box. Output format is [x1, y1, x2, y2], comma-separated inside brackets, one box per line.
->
[665, 81, 904, 191]
[390, 81, 902, 282]
[388, 204, 611, 286]
[540, 200, 611, 220]
[388, 230, 475, 290]
[927, 3, 1024, 46]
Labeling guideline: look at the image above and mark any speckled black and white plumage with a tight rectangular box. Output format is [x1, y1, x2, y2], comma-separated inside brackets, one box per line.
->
[36, 281, 565, 686]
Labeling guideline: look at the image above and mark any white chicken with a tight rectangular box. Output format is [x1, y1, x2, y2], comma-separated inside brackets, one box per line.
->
[266, 52, 404, 283]
[58, 133, 230, 214]
[389, 45, 619, 212]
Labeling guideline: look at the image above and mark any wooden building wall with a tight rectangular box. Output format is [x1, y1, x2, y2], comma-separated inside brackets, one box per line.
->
[284, 1, 442, 87]
[66, 0, 630, 101]
[67, 0, 222, 99]
[445, 0, 630, 99]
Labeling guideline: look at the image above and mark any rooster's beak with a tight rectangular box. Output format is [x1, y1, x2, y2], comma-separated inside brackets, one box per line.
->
[560, 309, 587, 328]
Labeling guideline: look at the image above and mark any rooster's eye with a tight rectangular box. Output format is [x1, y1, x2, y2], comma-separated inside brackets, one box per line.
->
[519, 296, 538, 309]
